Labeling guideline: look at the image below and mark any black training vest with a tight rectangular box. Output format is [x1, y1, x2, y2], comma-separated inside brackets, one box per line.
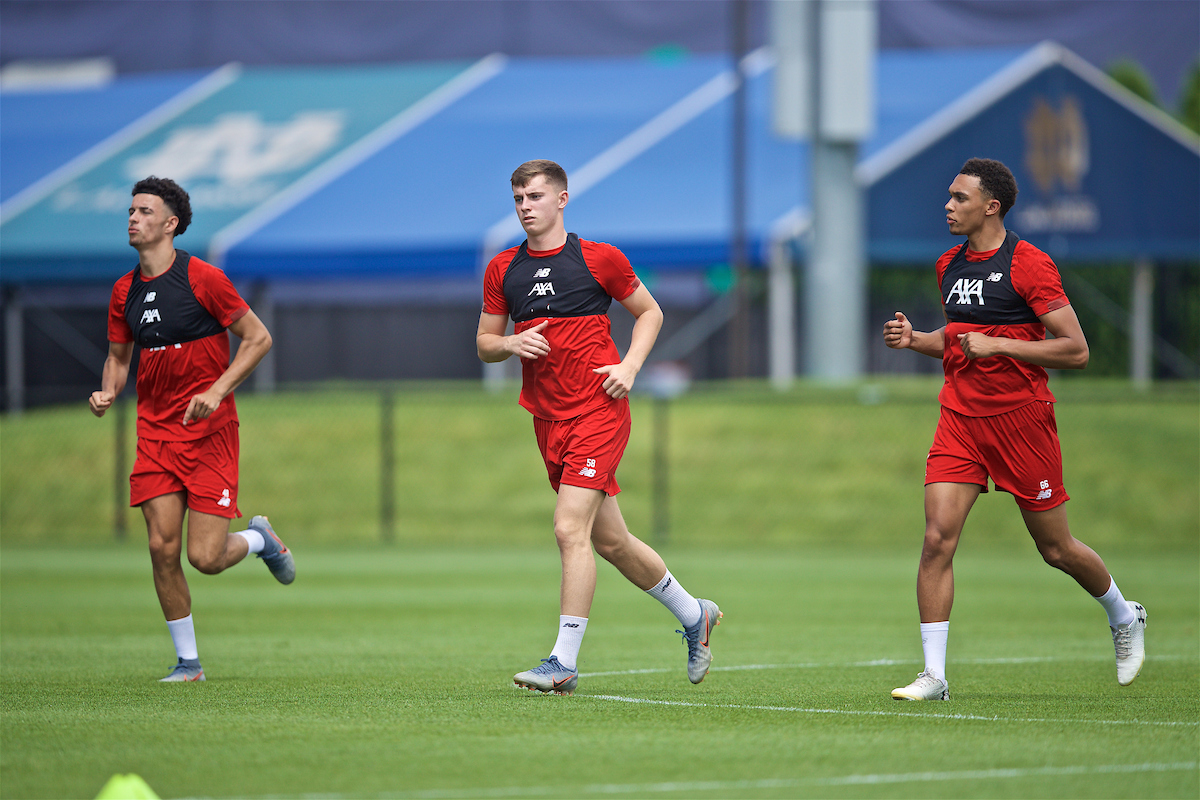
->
[501, 233, 612, 323]
[940, 230, 1040, 326]
[122, 250, 227, 348]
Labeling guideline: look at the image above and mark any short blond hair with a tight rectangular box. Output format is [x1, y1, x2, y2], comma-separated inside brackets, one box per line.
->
[511, 160, 567, 191]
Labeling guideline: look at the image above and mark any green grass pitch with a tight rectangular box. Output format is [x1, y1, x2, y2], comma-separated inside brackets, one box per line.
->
[2, 380, 1197, 798]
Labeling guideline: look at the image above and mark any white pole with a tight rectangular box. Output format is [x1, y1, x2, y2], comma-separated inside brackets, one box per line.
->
[1130, 258, 1154, 388]
[768, 236, 796, 389]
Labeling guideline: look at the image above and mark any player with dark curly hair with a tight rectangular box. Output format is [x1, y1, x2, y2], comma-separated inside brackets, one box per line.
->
[90, 177, 294, 682]
[883, 158, 1145, 701]
[131, 176, 193, 235]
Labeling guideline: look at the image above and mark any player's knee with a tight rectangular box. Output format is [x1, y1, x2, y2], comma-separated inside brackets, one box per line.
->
[921, 526, 957, 559]
[553, 520, 585, 544]
[593, 533, 627, 563]
[1037, 542, 1070, 571]
[146, 532, 181, 564]
[187, 550, 225, 575]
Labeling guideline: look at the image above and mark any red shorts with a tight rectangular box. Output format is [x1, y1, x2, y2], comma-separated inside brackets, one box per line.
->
[130, 421, 242, 518]
[926, 401, 1069, 511]
[533, 401, 631, 495]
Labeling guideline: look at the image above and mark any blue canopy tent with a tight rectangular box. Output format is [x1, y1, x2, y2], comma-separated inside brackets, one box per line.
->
[3, 43, 1194, 284]
[1, 43, 1195, 404]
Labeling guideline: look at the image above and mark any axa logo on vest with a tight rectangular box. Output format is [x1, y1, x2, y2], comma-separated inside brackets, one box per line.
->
[528, 282, 555, 297]
[946, 278, 985, 306]
[140, 308, 162, 323]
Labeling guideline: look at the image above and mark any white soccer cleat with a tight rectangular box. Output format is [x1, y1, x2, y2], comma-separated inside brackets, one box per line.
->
[1112, 601, 1147, 686]
[159, 658, 205, 682]
[679, 598, 722, 684]
[513, 656, 578, 695]
[891, 671, 949, 701]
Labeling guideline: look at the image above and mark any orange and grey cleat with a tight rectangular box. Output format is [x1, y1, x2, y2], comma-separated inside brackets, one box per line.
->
[513, 656, 578, 695]
[250, 515, 294, 585]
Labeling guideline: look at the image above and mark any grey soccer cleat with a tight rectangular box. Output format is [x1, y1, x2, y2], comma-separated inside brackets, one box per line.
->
[679, 598, 722, 684]
[160, 657, 205, 682]
[250, 515, 294, 585]
[891, 671, 949, 701]
[1112, 601, 1147, 686]
[513, 656, 578, 695]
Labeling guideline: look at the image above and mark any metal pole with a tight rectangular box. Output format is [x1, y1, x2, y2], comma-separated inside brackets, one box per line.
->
[768, 236, 796, 390]
[728, 0, 751, 379]
[1130, 258, 1154, 388]
[652, 397, 670, 545]
[802, 0, 868, 381]
[5, 287, 24, 415]
[254, 281, 276, 394]
[114, 396, 128, 540]
[380, 388, 395, 543]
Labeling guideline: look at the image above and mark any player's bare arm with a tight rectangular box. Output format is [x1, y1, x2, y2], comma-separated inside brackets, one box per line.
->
[89, 341, 134, 417]
[476, 313, 550, 362]
[883, 311, 945, 359]
[594, 283, 664, 399]
[183, 309, 273, 425]
[957, 304, 1089, 369]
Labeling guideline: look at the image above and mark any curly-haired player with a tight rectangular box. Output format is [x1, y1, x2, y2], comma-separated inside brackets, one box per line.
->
[90, 177, 294, 682]
[884, 158, 1145, 701]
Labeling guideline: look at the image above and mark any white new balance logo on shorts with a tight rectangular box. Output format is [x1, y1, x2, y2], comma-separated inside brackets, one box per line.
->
[579, 458, 597, 478]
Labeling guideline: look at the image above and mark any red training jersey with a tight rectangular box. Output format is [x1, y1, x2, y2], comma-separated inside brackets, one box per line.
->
[935, 235, 1070, 416]
[108, 252, 249, 441]
[482, 235, 641, 420]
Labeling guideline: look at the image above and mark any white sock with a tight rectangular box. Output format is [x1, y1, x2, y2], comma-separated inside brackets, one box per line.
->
[233, 527, 265, 554]
[1095, 578, 1136, 628]
[646, 570, 702, 628]
[920, 621, 949, 681]
[549, 616, 587, 671]
[166, 614, 199, 661]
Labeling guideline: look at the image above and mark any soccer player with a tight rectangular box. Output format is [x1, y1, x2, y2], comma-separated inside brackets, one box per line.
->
[89, 176, 294, 682]
[883, 158, 1146, 701]
[477, 160, 721, 695]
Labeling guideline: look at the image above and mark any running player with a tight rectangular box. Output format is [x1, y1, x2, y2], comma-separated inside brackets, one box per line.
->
[89, 176, 294, 682]
[883, 158, 1145, 701]
[477, 160, 721, 695]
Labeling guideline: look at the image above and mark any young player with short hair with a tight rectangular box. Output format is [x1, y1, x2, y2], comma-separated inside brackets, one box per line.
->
[90, 176, 294, 682]
[477, 160, 721, 695]
[883, 158, 1145, 701]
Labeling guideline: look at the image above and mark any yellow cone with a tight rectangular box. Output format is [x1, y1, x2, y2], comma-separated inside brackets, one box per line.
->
[95, 773, 160, 800]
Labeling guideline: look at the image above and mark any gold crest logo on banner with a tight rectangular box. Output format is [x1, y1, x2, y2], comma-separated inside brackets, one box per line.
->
[1024, 96, 1089, 194]
[1015, 95, 1099, 235]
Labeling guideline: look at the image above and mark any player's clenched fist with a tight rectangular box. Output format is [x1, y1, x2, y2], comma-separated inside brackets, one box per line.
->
[883, 311, 913, 350]
[510, 319, 551, 360]
[89, 390, 115, 417]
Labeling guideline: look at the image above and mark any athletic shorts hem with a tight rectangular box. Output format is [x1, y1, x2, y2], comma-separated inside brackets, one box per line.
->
[925, 402, 1069, 511]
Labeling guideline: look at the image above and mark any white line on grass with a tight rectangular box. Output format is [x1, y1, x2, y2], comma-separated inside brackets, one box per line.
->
[586, 694, 1199, 728]
[580, 653, 1191, 678]
[356, 762, 1198, 799]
